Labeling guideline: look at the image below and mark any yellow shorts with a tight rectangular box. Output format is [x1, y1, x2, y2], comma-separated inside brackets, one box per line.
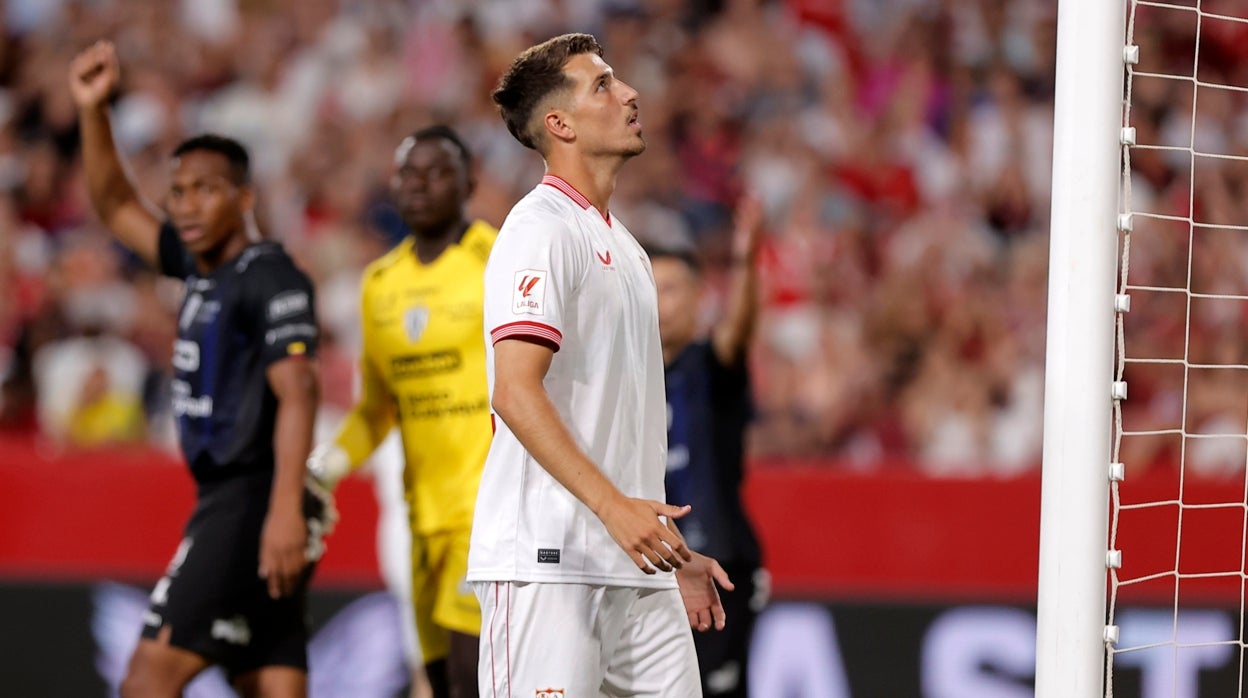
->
[411, 526, 481, 662]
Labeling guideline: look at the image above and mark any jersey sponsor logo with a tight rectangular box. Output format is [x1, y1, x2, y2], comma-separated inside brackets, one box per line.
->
[171, 379, 213, 418]
[400, 393, 489, 421]
[513, 270, 547, 315]
[265, 323, 318, 345]
[210, 615, 252, 646]
[404, 305, 430, 342]
[596, 249, 612, 266]
[536, 689, 565, 697]
[171, 340, 200, 372]
[267, 290, 310, 322]
[537, 548, 561, 564]
[391, 350, 462, 380]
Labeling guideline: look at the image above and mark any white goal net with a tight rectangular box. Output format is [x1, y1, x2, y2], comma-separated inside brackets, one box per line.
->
[1108, 0, 1248, 695]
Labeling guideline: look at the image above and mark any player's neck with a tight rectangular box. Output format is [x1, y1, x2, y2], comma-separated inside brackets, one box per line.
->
[411, 219, 468, 265]
[194, 231, 251, 274]
[544, 151, 623, 220]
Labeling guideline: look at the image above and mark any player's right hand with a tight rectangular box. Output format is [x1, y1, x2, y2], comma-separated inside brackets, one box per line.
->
[259, 504, 309, 599]
[598, 497, 694, 574]
[68, 40, 120, 111]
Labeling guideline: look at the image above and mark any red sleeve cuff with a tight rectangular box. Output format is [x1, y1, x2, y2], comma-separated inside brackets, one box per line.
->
[491, 321, 562, 351]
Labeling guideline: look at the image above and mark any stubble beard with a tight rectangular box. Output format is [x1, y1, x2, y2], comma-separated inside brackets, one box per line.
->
[622, 133, 647, 159]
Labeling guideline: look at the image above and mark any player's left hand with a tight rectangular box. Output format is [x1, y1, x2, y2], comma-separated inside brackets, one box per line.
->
[259, 505, 308, 599]
[675, 551, 735, 632]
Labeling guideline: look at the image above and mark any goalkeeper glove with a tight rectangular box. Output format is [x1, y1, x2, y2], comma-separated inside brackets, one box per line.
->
[303, 472, 338, 562]
[306, 442, 351, 489]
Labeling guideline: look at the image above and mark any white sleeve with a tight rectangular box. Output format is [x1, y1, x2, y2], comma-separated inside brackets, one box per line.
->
[484, 209, 586, 351]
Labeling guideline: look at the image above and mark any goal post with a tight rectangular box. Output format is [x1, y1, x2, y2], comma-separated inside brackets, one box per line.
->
[1036, 0, 1128, 695]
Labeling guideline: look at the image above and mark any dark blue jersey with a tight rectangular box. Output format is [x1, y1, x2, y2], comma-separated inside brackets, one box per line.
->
[664, 339, 761, 567]
[158, 223, 319, 483]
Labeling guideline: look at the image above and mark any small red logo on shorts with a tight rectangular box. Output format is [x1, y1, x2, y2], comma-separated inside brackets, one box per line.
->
[536, 690, 565, 698]
[596, 250, 612, 265]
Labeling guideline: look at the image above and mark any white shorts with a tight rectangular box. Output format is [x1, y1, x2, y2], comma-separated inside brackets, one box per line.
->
[474, 581, 702, 698]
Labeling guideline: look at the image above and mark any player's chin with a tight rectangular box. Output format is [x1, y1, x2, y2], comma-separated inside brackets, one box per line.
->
[623, 135, 647, 157]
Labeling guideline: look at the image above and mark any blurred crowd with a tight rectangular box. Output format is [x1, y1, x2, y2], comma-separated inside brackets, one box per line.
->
[1115, 1, 1248, 479]
[1, 0, 1235, 477]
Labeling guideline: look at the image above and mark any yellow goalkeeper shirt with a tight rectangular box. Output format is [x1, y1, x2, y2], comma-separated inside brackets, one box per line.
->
[334, 222, 497, 535]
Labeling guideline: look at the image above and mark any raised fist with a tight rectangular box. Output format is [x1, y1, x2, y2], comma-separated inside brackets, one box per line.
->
[68, 40, 120, 111]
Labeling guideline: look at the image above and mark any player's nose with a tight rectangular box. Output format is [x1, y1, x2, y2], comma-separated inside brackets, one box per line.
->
[618, 79, 639, 105]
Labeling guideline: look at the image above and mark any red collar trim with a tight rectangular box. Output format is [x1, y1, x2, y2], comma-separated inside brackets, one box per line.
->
[541, 174, 611, 226]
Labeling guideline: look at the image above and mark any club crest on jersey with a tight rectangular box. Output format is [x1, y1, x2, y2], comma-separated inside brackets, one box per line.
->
[513, 269, 547, 316]
[404, 306, 430, 342]
[536, 690, 565, 698]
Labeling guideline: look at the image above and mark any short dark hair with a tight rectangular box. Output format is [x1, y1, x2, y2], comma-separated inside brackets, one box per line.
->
[644, 241, 701, 274]
[492, 33, 604, 152]
[171, 134, 251, 185]
[409, 124, 473, 168]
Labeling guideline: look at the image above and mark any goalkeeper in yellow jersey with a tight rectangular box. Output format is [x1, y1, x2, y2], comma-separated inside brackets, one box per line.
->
[309, 125, 496, 698]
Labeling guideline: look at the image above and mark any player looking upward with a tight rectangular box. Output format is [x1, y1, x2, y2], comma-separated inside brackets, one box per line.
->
[468, 32, 733, 697]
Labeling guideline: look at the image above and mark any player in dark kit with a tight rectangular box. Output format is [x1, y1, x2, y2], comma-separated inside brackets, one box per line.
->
[648, 198, 768, 698]
[71, 41, 329, 698]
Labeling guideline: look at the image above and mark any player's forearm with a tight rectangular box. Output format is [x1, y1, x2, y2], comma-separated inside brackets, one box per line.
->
[78, 104, 161, 265]
[492, 378, 624, 517]
[332, 401, 395, 469]
[712, 256, 759, 367]
[79, 106, 138, 228]
[270, 362, 319, 512]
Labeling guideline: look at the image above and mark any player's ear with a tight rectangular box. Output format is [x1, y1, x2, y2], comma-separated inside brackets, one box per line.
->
[543, 109, 575, 145]
[237, 185, 256, 215]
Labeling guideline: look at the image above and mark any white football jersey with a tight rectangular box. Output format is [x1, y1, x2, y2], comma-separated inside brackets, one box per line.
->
[468, 174, 674, 589]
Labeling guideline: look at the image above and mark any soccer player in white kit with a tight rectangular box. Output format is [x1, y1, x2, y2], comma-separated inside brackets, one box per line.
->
[468, 33, 734, 697]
